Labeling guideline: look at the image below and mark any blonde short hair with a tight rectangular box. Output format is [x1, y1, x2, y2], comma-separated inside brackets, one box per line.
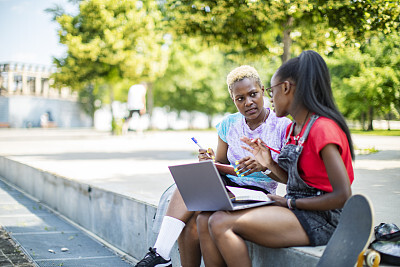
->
[226, 65, 263, 94]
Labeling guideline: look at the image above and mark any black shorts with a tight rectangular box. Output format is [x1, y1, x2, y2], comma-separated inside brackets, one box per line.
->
[127, 109, 141, 118]
[287, 190, 342, 246]
[291, 208, 341, 246]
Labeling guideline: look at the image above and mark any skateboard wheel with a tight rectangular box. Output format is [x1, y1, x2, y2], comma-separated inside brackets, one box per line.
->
[365, 249, 380, 267]
[357, 250, 366, 267]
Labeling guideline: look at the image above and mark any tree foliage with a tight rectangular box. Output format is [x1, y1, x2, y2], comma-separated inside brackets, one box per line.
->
[165, 0, 400, 61]
[153, 36, 283, 127]
[46, 0, 400, 130]
[328, 33, 400, 130]
[153, 38, 234, 123]
[48, 0, 168, 122]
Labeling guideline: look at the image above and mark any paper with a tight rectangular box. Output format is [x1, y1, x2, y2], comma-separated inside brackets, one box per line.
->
[226, 186, 271, 202]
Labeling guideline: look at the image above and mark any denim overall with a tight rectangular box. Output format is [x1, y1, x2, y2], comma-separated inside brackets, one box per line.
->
[278, 115, 341, 246]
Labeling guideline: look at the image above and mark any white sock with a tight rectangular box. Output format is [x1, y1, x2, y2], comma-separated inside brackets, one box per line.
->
[153, 216, 185, 260]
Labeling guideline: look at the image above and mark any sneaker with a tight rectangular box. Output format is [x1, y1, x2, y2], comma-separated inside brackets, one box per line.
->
[135, 247, 172, 267]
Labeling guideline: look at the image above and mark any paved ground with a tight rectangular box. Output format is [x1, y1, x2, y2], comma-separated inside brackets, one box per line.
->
[0, 128, 399, 265]
[0, 226, 34, 267]
[0, 176, 133, 267]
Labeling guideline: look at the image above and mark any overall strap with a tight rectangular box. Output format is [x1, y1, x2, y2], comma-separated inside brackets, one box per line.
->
[284, 122, 296, 146]
[297, 114, 320, 148]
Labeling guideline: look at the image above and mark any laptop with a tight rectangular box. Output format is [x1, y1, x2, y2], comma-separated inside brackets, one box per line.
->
[168, 161, 274, 211]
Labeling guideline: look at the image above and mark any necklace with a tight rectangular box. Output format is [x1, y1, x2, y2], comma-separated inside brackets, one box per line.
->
[293, 111, 310, 144]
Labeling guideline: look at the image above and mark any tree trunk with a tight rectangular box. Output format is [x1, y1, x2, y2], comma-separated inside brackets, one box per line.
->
[188, 112, 194, 130]
[207, 114, 213, 129]
[367, 106, 374, 131]
[387, 113, 391, 131]
[282, 16, 294, 63]
[165, 106, 172, 130]
[146, 82, 154, 130]
[360, 112, 366, 131]
[88, 83, 95, 121]
[108, 85, 117, 134]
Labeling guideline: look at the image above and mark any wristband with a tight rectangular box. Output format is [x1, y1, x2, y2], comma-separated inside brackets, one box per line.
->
[261, 168, 271, 176]
[287, 198, 292, 209]
[290, 198, 296, 210]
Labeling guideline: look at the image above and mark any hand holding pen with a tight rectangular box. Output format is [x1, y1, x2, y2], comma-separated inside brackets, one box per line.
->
[251, 138, 280, 154]
[240, 136, 277, 171]
[191, 137, 215, 162]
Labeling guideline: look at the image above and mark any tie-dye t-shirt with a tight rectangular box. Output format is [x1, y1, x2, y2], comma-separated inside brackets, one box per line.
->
[216, 108, 291, 194]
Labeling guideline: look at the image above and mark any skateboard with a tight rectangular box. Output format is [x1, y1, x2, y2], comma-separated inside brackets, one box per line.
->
[317, 194, 374, 267]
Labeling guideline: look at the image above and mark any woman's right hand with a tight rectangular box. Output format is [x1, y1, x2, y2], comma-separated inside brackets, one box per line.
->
[240, 136, 273, 169]
[198, 148, 215, 162]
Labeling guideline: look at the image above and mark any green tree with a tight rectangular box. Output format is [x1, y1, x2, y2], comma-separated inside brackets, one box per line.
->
[153, 38, 232, 128]
[328, 33, 400, 130]
[48, 0, 168, 132]
[153, 35, 283, 128]
[165, 0, 400, 62]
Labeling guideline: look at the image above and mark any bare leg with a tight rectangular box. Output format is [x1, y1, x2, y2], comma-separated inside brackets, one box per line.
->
[137, 115, 143, 134]
[122, 117, 131, 135]
[165, 188, 194, 221]
[197, 212, 226, 267]
[208, 206, 310, 267]
[138, 188, 200, 265]
[178, 213, 201, 267]
[164, 188, 202, 265]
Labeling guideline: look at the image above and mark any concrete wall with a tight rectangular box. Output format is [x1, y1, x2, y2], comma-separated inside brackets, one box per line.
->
[1, 95, 92, 128]
[0, 97, 9, 123]
[0, 156, 321, 266]
[0, 156, 183, 263]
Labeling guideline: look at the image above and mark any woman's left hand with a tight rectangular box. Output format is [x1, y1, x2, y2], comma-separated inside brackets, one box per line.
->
[268, 194, 288, 208]
[235, 156, 265, 176]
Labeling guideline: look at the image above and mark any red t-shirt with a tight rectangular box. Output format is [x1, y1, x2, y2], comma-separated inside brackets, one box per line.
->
[285, 116, 354, 192]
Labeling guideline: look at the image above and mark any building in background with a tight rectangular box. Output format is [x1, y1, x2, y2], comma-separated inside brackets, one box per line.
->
[0, 62, 92, 128]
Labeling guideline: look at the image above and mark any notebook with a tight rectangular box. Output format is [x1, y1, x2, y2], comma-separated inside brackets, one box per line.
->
[168, 161, 274, 211]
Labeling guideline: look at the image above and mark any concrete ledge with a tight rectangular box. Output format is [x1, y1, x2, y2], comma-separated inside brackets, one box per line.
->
[0, 156, 323, 266]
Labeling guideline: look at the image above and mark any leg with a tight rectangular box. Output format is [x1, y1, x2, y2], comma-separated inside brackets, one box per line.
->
[209, 206, 310, 267]
[178, 212, 201, 267]
[154, 188, 195, 258]
[165, 187, 194, 221]
[197, 212, 226, 267]
[136, 188, 196, 266]
[137, 114, 143, 134]
[122, 111, 133, 135]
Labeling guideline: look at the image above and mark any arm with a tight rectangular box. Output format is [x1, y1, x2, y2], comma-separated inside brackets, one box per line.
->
[215, 136, 229, 164]
[140, 90, 146, 115]
[270, 143, 352, 210]
[293, 143, 351, 210]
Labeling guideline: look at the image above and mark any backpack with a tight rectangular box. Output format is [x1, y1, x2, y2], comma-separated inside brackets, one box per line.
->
[370, 223, 400, 265]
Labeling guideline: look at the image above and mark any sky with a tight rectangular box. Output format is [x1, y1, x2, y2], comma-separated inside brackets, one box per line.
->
[0, 0, 75, 66]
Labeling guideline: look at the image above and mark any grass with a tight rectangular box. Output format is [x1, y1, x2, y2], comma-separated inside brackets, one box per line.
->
[350, 129, 400, 136]
[354, 145, 379, 155]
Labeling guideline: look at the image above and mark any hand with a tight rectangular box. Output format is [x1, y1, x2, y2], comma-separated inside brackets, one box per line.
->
[240, 136, 274, 170]
[268, 194, 288, 208]
[198, 148, 215, 162]
[235, 156, 265, 176]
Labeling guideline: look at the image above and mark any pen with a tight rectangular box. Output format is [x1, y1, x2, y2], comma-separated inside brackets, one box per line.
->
[262, 143, 281, 154]
[250, 138, 281, 154]
[191, 137, 214, 160]
[191, 137, 204, 149]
